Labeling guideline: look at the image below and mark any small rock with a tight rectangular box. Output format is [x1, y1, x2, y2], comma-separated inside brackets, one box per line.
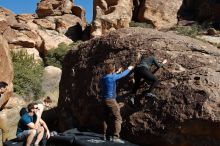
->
[207, 28, 217, 36]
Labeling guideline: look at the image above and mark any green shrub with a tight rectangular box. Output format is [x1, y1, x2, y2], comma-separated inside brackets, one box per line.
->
[172, 22, 214, 37]
[69, 40, 83, 48]
[12, 51, 44, 99]
[44, 41, 82, 68]
[129, 21, 154, 28]
[173, 24, 204, 37]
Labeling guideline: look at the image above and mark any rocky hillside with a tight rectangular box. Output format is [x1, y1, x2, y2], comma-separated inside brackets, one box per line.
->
[0, 0, 86, 57]
[0, 0, 86, 105]
[91, 0, 220, 37]
[0, 0, 86, 144]
[0, 35, 13, 95]
[91, 0, 183, 37]
[0, 95, 26, 145]
[0, 0, 220, 146]
[58, 27, 220, 146]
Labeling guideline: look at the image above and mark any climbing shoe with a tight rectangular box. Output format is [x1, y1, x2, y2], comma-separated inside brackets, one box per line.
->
[112, 138, 125, 144]
[103, 135, 113, 141]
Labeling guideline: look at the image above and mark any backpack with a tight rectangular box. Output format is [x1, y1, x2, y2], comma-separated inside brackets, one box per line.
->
[19, 107, 27, 117]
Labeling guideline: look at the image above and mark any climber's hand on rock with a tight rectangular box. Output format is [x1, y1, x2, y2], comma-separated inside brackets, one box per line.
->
[162, 59, 167, 64]
[128, 66, 134, 70]
[116, 67, 123, 73]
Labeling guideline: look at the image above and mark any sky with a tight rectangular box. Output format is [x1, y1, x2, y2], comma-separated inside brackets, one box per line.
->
[0, 0, 93, 22]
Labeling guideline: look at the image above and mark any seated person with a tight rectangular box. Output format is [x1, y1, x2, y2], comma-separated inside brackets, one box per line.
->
[16, 103, 50, 146]
[37, 96, 52, 113]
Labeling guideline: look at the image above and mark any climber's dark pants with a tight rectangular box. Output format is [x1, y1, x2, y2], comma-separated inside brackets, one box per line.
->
[132, 66, 159, 94]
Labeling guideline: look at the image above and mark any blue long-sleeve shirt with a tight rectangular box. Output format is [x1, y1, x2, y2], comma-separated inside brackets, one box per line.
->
[100, 69, 130, 100]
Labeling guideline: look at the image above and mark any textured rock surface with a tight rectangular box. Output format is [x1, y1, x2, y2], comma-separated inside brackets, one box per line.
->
[33, 18, 56, 30]
[0, 7, 17, 26]
[72, 5, 86, 27]
[135, 0, 182, 29]
[0, 95, 26, 146]
[47, 14, 85, 40]
[0, 36, 13, 86]
[0, 4, 86, 55]
[0, 7, 14, 112]
[42, 66, 62, 99]
[37, 29, 72, 53]
[9, 30, 40, 48]
[0, 35, 13, 109]
[91, 0, 133, 37]
[197, 35, 220, 47]
[36, 0, 74, 18]
[58, 27, 220, 145]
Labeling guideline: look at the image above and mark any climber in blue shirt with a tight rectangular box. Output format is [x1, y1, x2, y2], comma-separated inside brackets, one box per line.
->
[100, 63, 134, 143]
[100, 67, 133, 99]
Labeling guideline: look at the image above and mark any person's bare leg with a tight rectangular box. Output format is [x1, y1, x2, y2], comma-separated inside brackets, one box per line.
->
[26, 130, 36, 146]
[34, 126, 44, 145]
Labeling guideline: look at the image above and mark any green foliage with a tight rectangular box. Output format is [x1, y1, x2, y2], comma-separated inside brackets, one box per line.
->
[12, 51, 44, 99]
[173, 24, 204, 37]
[129, 21, 154, 28]
[69, 40, 83, 48]
[173, 22, 213, 37]
[44, 41, 82, 68]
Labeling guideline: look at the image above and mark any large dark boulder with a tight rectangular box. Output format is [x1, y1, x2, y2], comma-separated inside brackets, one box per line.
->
[58, 27, 220, 146]
[179, 0, 220, 22]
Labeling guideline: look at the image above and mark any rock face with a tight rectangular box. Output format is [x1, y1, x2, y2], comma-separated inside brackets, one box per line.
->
[179, 0, 220, 22]
[37, 29, 72, 53]
[36, 0, 74, 18]
[72, 6, 86, 25]
[0, 2, 86, 56]
[197, 35, 220, 47]
[0, 35, 13, 88]
[91, 0, 133, 37]
[0, 35, 13, 109]
[0, 21, 14, 144]
[58, 27, 220, 146]
[42, 66, 62, 100]
[91, 0, 182, 36]
[0, 7, 17, 27]
[135, 0, 183, 29]
[0, 95, 26, 146]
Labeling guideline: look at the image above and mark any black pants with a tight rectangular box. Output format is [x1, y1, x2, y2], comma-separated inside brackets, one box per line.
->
[132, 66, 159, 94]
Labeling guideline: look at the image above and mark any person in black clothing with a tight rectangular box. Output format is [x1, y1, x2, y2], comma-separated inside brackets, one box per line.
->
[132, 55, 167, 98]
